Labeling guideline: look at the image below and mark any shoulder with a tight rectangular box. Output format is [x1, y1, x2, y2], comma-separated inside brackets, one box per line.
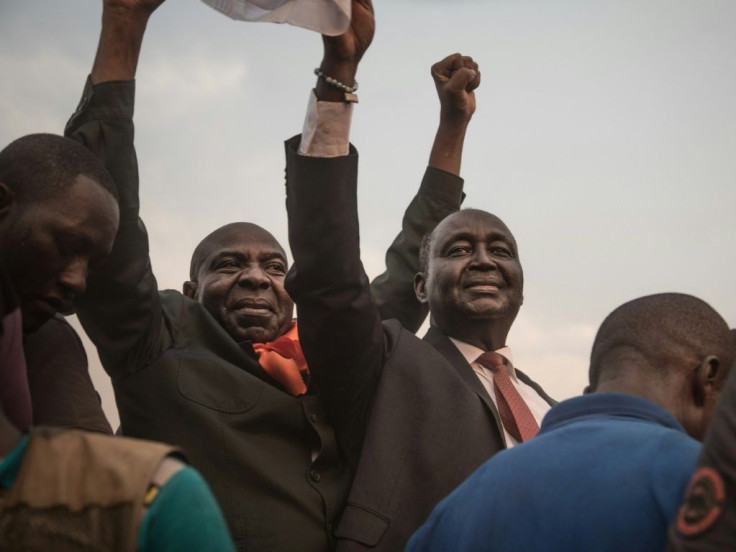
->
[140, 458, 235, 552]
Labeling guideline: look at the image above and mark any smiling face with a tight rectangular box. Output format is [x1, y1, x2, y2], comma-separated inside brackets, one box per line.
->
[415, 209, 523, 348]
[184, 223, 294, 344]
[0, 174, 119, 332]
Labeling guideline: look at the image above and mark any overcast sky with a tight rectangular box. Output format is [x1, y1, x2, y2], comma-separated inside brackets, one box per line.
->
[2, 0, 735, 428]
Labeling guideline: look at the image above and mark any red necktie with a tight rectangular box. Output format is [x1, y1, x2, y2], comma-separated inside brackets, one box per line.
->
[476, 351, 539, 442]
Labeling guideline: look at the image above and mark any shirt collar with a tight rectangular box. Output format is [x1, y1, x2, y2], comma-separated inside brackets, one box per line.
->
[540, 393, 688, 435]
[449, 337, 516, 379]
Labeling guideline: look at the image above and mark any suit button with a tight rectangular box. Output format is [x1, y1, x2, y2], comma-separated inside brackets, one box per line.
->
[309, 412, 318, 423]
[310, 469, 321, 482]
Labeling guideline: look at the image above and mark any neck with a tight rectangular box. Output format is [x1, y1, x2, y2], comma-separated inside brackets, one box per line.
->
[594, 369, 678, 414]
[0, 410, 22, 457]
[435, 319, 511, 352]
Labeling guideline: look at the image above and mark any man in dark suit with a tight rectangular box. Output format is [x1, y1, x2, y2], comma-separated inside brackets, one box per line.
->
[67, 0, 470, 550]
[407, 293, 733, 552]
[285, 3, 555, 549]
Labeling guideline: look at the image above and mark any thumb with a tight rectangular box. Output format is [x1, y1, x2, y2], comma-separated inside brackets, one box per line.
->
[446, 67, 478, 94]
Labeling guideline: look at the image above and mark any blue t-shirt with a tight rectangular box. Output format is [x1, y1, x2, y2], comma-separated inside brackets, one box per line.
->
[0, 435, 236, 552]
[407, 393, 700, 552]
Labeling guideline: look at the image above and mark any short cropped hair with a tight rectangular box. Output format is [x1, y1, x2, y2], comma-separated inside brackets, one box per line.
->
[418, 229, 435, 275]
[589, 293, 734, 390]
[0, 134, 118, 206]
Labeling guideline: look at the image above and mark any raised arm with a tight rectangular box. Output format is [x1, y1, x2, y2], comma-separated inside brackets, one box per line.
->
[285, 0, 381, 468]
[67, 0, 170, 377]
[370, 54, 480, 332]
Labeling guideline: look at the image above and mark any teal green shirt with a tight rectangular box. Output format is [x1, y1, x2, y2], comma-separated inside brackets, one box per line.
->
[0, 435, 236, 552]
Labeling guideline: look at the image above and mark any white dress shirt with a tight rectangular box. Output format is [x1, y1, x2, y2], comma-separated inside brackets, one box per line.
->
[449, 338, 551, 448]
[299, 90, 352, 157]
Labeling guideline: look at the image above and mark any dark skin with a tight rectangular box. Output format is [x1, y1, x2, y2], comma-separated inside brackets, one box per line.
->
[315, 0, 374, 103]
[429, 53, 481, 175]
[594, 349, 725, 441]
[415, 209, 524, 351]
[92, 0, 376, 345]
[0, 175, 119, 332]
[182, 223, 293, 344]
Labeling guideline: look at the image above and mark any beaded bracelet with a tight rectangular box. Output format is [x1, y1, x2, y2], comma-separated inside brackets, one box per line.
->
[314, 68, 359, 94]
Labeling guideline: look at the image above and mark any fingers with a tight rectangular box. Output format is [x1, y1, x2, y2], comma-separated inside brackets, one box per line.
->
[447, 67, 479, 94]
[431, 53, 480, 91]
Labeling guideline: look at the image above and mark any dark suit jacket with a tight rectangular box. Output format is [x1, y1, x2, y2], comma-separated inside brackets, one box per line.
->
[64, 78, 464, 552]
[285, 137, 555, 552]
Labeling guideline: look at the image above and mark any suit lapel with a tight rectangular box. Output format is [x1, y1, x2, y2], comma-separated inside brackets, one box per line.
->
[422, 326, 506, 441]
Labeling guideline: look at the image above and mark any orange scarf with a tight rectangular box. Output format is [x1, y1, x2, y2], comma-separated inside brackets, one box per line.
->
[252, 322, 309, 396]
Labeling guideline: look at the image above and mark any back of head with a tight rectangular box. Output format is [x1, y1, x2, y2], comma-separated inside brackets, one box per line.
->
[590, 293, 733, 390]
[0, 133, 118, 208]
[589, 293, 734, 439]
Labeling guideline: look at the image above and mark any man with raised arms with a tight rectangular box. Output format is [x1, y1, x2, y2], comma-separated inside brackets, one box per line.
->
[69, 0, 475, 549]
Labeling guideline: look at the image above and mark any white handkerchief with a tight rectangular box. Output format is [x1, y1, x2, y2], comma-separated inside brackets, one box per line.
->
[202, 0, 351, 36]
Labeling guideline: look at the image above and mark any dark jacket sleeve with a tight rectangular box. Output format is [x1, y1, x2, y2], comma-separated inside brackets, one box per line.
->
[284, 136, 384, 469]
[370, 167, 463, 332]
[24, 315, 113, 434]
[668, 367, 736, 551]
[65, 78, 170, 378]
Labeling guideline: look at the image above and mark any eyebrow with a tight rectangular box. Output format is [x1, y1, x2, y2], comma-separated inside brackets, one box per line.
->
[210, 250, 288, 266]
[442, 230, 513, 245]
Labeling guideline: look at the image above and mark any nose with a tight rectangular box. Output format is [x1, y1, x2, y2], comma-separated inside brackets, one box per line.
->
[237, 265, 271, 290]
[57, 258, 88, 300]
[469, 247, 496, 270]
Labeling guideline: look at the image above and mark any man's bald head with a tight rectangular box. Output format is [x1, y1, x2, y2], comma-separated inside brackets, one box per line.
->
[189, 222, 287, 282]
[184, 222, 293, 344]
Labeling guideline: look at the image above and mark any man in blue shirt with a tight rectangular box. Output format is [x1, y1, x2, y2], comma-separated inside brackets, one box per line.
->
[407, 293, 734, 552]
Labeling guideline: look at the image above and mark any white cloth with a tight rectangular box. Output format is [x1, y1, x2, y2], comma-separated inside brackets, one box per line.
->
[449, 338, 551, 449]
[299, 90, 352, 157]
[201, 0, 351, 36]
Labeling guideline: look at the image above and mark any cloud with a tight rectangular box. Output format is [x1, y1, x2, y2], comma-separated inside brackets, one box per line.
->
[136, 54, 248, 125]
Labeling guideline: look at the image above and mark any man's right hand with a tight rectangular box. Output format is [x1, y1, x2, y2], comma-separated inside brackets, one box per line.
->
[431, 53, 481, 126]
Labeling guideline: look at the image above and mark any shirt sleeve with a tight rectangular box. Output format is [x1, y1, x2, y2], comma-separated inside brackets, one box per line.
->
[298, 90, 352, 158]
[138, 466, 236, 552]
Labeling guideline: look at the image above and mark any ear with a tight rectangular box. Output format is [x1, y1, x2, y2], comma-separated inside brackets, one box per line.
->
[414, 272, 429, 304]
[692, 355, 721, 407]
[182, 280, 198, 299]
[0, 183, 16, 221]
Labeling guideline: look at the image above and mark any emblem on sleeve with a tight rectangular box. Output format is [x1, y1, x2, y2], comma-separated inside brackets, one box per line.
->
[676, 466, 726, 537]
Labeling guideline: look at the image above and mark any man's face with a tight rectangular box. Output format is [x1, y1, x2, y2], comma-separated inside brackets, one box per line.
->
[416, 210, 524, 339]
[0, 175, 119, 332]
[186, 224, 294, 344]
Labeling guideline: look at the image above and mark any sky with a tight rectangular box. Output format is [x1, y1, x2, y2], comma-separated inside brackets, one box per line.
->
[2, 0, 736, 429]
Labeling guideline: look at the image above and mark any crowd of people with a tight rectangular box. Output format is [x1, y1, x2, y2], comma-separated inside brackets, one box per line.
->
[1, 0, 734, 550]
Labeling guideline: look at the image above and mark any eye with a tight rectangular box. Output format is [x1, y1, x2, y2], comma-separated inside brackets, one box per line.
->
[490, 246, 513, 259]
[266, 262, 286, 275]
[216, 260, 241, 272]
[447, 245, 471, 257]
